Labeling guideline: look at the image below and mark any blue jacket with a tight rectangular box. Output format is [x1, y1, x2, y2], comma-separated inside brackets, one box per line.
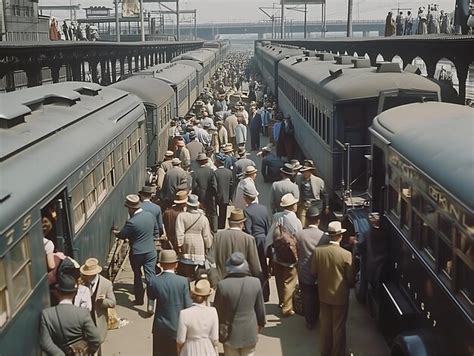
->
[141, 200, 163, 235]
[147, 271, 192, 337]
[117, 209, 158, 255]
[244, 202, 270, 243]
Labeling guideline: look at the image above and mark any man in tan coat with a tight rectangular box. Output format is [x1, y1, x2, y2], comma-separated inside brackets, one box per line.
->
[80, 258, 116, 346]
[311, 221, 356, 356]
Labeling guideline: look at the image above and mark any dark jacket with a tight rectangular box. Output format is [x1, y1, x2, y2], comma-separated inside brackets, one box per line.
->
[192, 165, 217, 205]
[161, 166, 189, 202]
[141, 200, 164, 235]
[214, 166, 233, 204]
[261, 153, 284, 183]
[214, 275, 266, 349]
[117, 209, 158, 255]
[40, 303, 101, 355]
[147, 271, 192, 338]
[244, 202, 270, 243]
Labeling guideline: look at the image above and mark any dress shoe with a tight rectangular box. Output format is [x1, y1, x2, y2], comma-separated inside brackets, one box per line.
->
[282, 310, 295, 317]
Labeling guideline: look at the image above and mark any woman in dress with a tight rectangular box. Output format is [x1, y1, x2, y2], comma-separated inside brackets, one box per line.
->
[176, 279, 218, 356]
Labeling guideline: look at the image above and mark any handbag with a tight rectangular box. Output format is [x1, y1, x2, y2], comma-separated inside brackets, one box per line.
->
[292, 284, 304, 316]
[219, 278, 246, 343]
[55, 307, 90, 356]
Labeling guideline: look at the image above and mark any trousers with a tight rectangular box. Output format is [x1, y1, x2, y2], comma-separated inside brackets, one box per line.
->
[300, 282, 319, 326]
[217, 203, 229, 229]
[272, 262, 297, 314]
[319, 302, 349, 356]
[129, 250, 157, 304]
[224, 344, 256, 356]
[153, 333, 177, 356]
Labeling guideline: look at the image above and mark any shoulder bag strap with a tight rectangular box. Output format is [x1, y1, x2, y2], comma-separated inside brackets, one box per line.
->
[229, 278, 246, 324]
[184, 214, 202, 234]
[55, 306, 68, 347]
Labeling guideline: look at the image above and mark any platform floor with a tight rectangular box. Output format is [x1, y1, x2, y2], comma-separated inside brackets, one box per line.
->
[102, 135, 389, 356]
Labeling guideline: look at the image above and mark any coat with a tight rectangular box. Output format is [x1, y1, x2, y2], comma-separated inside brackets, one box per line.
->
[90, 275, 116, 342]
[244, 202, 270, 243]
[261, 153, 284, 183]
[269, 178, 300, 212]
[163, 206, 183, 252]
[214, 166, 233, 204]
[40, 303, 101, 355]
[295, 226, 329, 285]
[214, 275, 266, 349]
[311, 242, 356, 306]
[117, 209, 158, 255]
[141, 200, 164, 235]
[147, 271, 192, 338]
[295, 174, 328, 207]
[161, 166, 189, 202]
[192, 165, 217, 207]
[235, 123, 247, 146]
[213, 228, 262, 280]
[175, 210, 212, 264]
[224, 114, 238, 138]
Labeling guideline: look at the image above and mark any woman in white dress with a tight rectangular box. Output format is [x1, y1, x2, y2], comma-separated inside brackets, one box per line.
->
[176, 279, 219, 356]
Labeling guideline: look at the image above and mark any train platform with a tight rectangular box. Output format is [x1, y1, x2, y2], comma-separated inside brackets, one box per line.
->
[102, 136, 390, 356]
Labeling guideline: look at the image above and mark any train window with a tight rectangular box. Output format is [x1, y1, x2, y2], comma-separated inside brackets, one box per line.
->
[132, 130, 138, 160]
[0, 260, 7, 327]
[401, 182, 411, 229]
[422, 198, 437, 228]
[411, 189, 423, 212]
[84, 172, 96, 218]
[318, 110, 322, 135]
[105, 153, 115, 188]
[114, 143, 124, 180]
[126, 135, 132, 167]
[325, 115, 331, 144]
[9, 237, 32, 310]
[421, 223, 436, 261]
[457, 255, 473, 304]
[95, 163, 107, 203]
[456, 229, 473, 261]
[439, 214, 453, 242]
[438, 237, 453, 279]
[71, 183, 85, 232]
[388, 184, 400, 216]
[411, 211, 422, 245]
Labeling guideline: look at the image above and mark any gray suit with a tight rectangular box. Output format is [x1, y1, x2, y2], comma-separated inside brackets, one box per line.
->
[269, 178, 300, 212]
[161, 166, 189, 204]
[90, 275, 116, 343]
[214, 276, 266, 349]
[40, 303, 101, 356]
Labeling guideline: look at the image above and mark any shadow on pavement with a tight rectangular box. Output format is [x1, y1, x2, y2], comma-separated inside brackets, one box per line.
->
[113, 282, 153, 319]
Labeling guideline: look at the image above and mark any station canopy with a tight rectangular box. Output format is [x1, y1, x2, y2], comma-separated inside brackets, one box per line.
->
[282, 0, 325, 4]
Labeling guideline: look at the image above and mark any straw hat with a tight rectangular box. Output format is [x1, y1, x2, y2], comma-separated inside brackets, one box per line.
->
[174, 190, 189, 204]
[171, 158, 182, 166]
[192, 279, 213, 296]
[159, 250, 178, 264]
[280, 193, 299, 208]
[164, 150, 174, 158]
[80, 258, 102, 276]
[300, 159, 315, 172]
[124, 194, 140, 209]
[223, 143, 233, 153]
[326, 221, 347, 236]
[196, 152, 208, 162]
[228, 209, 246, 223]
[244, 166, 258, 176]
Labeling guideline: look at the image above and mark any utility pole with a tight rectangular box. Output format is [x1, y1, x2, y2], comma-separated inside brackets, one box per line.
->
[280, 0, 285, 39]
[346, 0, 353, 37]
[176, 0, 180, 40]
[193, 9, 197, 40]
[140, 0, 145, 41]
[321, 1, 326, 38]
[304, 3, 307, 38]
[115, 0, 120, 42]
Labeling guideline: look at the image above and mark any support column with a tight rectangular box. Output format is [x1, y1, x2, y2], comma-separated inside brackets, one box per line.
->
[120, 57, 125, 76]
[70, 61, 82, 81]
[140, 55, 145, 70]
[134, 55, 139, 72]
[25, 65, 42, 87]
[100, 60, 108, 85]
[90, 61, 99, 83]
[455, 61, 470, 104]
[111, 59, 117, 83]
[5, 71, 16, 92]
[50, 64, 61, 83]
[145, 53, 150, 68]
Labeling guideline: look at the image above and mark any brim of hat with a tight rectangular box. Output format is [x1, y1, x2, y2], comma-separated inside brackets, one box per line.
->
[80, 265, 102, 275]
[326, 228, 347, 235]
[228, 217, 246, 223]
[56, 286, 78, 293]
[280, 168, 294, 175]
[245, 169, 258, 175]
[300, 167, 314, 172]
[192, 288, 213, 296]
[174, 198, 188, 204]
[187, 201, 200, 207]
[281, 199, 299, 207]
[124, 202, 140, 209]
[159, 258, 178, 264]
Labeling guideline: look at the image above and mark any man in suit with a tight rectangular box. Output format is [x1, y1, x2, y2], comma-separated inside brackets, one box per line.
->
[249, 105, 262, 151]
[295, 160, 328, 227]
[213, 209, 262, 281]
[113, 194, 158, 305]
[217, 120, 228, 147]
[186, 131, 204, 172]
[311, 221, 356, 356]
[156, 151, 175, 191]
[148, 250, 192, 356]
[269, 163, 300, 213]
[260, 146, 284, 183]
[192, 153, 218, 232]
[139, 186, 164, 237]
[234, 166, 259, 210]
[175, 139, 191, 169]
[244, 185, 271, 302]
[80, 258, 116, 344]
[214, 253, 266, 356]
[214, 157, 233, 229]
[224, 107, 239, 149]
[40, 274, 101, 355]
[294, 207, 329, 329]
[160, 158, 189, 210]
[163, 190, 188, 254]
[234, 147, 256, 183]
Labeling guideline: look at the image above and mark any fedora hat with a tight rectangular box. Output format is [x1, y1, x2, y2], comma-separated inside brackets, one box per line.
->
[280, 193, 299, 208]
[326, 221, 347, 236]
[159, 250, 178, 264]
[192, 279, 213, 296]
[124, 194, 140, 209]
[196, 152, 208, 162]
[187, 194, 200, 207]
[306, 206, 321, 218]
[236, 147, 248, 157]
[244, 166, 258, 176]
[228, 209, 246, 223]
[80, 258, 103, 276]
[280, 163, 295, 176]
[205, 146, 215, 154]
[225, 252, 250, 275]
[139, 185, 155, 195]
[189, 131, 197, 140]
[55, 273, 78, 293]
[290, 159, 302, 171]
[171, 158, 182, 166]
[300, 159, 315, 172]
[223, 143, 233, 153]
[176, 139, 185, 147]
[174, 190, 189, 204]
[164, 150, 174, 157]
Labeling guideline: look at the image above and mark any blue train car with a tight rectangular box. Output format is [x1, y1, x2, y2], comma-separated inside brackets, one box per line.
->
[0, 82, 146, 355]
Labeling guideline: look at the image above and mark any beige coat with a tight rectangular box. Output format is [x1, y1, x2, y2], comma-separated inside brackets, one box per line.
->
[92, 275, 116, 342]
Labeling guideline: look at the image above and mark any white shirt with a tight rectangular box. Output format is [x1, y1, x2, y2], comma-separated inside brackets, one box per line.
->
[74, 285, 93, 311]
[59, 298, 74, 305]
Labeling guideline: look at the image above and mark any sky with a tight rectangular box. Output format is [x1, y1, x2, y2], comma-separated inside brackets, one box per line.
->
[41, 0, 457, 24]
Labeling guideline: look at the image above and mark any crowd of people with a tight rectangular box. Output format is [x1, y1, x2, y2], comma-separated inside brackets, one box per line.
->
[49, 17, 100, 41]
[40, 50, 360, 356]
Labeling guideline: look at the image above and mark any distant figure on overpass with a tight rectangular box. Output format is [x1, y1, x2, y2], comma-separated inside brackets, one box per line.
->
[404, 11, 414, 35]
[384, 12, 396, 36]
[396, 12, 404, 35]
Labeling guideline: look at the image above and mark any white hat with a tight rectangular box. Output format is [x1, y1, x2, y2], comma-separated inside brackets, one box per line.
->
[326, 221, 347, 236]
[280, 193, 299, 207]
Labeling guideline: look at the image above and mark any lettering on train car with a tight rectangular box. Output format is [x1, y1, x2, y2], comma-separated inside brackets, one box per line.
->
[429, 185, 473, 232]
[3, 214, 33, 246]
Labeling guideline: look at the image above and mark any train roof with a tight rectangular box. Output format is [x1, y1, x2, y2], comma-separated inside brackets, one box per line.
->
[143, 63, 196, 87]
[0, 82, 134, 161]
[0, 82, 144, 232]
[257, 44, 303, 62]
[110, 76, 174, 107]
[171, 49, 215, 64]
[172, 59, 203, 72]
[371, 102, 474, 210]
[279, 55, 440, 103]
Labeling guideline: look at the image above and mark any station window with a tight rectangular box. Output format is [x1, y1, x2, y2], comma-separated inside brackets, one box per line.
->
[71, 183, 85, 232]
[95, 163, 107, 204]
[9, 237, 32, 311]
[0, 260, 7, 327]
[84, 172, 97, 218]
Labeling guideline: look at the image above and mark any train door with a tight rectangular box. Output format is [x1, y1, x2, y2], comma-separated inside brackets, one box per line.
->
[41, 190, 74, 257]
[144, 104, 158, 167]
